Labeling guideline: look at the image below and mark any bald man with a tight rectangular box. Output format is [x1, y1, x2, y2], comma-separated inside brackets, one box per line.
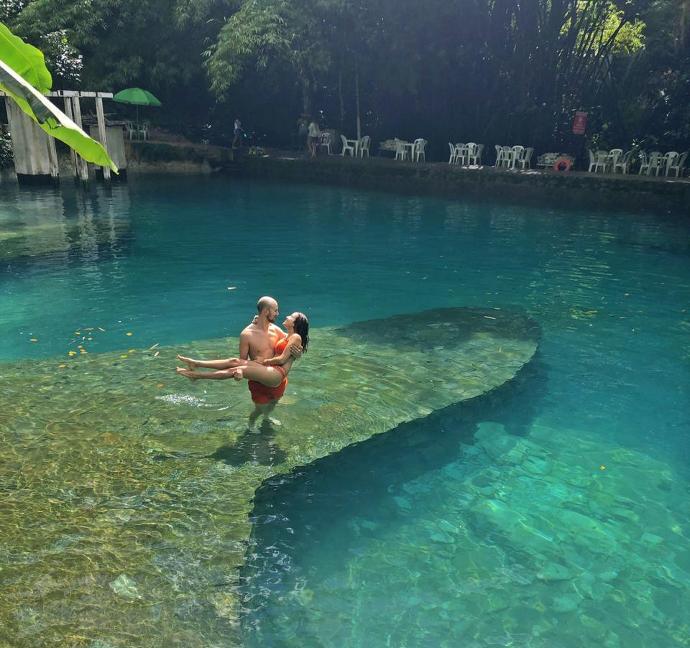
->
[177, 296, 301, 430]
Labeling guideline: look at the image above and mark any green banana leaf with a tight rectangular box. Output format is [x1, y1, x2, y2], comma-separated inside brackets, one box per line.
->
[0, 23, 117, 172]
[0, 23, 51, 92]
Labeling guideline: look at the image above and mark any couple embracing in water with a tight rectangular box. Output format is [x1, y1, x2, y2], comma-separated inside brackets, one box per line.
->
[176, 296, 309, 430]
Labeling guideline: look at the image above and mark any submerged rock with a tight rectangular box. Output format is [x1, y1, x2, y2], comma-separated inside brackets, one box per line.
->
[553, 592, 582, 613]
[640, 532, 664, 546]
[537, 562, 573, 582]
[109, 574, 140, 600]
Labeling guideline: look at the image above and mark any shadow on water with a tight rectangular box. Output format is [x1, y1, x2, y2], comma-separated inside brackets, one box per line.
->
[335, 306, 540, 352]
[209, 420, 288, 466]
[153, 418, 288, 466]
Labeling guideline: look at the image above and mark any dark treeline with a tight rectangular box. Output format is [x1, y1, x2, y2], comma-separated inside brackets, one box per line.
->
[4, 0, 689, 158]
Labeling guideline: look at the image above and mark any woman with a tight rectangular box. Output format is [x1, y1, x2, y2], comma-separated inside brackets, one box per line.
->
[307, 119, 320, 158]
[176, 312, 309, 391]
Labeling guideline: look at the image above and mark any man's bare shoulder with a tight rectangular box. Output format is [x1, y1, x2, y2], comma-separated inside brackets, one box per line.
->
[268, 323, 286, 336]
[240, 323, 258, 336]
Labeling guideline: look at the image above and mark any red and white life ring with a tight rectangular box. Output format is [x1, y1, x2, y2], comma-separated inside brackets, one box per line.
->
[553, 157, 573, 172]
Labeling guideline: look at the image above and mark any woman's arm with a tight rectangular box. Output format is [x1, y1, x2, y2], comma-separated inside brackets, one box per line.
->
[263, 334, 301, 366]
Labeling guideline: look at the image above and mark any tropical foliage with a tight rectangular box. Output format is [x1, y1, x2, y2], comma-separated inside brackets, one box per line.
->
[0, 22, 117, 170]
[3, 0, 689, 154]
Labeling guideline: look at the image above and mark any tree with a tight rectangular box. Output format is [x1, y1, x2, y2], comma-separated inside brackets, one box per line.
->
[206, 0, 331, 115]
[6, 0, 688, 153]
[7, 0, 228, 131]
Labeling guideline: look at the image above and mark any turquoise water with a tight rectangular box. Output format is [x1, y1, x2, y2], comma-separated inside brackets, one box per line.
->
[2, 175, 690, 646]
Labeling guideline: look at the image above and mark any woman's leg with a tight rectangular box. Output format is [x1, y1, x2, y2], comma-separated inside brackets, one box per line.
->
[231, 364, 284, 388]
[176, 367, 241, 381]
[177, 354, 245, 370]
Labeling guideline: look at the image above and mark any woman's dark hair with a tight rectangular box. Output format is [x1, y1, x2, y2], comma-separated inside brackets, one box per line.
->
[293, 312, 309, 353]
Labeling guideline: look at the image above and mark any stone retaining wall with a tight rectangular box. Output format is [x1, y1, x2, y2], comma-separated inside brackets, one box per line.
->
[237, 155, 690, 215]
[125, 141, 234, 174]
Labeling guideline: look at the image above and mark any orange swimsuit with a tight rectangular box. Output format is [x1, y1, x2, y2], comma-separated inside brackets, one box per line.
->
[247, 337, 289, 404]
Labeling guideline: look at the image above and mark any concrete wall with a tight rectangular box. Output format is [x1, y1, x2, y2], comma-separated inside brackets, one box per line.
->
[5, 99, 57, 179]
[124, 141, 233, 174]
[89, 125, 127, 171]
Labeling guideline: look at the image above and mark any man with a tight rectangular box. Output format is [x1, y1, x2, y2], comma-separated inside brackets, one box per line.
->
[239, 296, 296, 430]
[176, 295, 301, 430]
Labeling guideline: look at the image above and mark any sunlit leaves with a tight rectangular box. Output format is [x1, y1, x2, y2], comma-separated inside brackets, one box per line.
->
[206, 0, 331, 98]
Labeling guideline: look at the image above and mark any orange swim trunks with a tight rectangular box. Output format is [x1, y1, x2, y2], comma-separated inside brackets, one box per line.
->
[247, 367, 288, 404]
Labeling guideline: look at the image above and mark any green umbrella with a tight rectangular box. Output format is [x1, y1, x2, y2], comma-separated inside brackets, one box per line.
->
[113, 88, 161, 136]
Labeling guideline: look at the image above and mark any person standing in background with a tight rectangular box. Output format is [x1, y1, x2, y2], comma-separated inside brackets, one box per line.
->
[232, 118, 243, 148]
[296, 114, 309, 151]
[307, 118, 320, 158]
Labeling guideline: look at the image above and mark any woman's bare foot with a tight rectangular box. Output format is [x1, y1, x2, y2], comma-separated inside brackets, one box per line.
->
[176, 354, 197, 369]
[176, 367, 198, 380]
[230, 368, 244, 381]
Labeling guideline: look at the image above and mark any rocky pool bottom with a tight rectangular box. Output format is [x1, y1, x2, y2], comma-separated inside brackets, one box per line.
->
[0, 307, 539, 647]
[241, 418, 690, 648]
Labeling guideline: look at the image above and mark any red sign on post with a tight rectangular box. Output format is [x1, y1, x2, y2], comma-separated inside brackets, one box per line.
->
[572, 111, 588, 135]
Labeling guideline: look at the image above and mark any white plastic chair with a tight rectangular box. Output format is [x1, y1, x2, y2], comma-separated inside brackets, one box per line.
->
[596, 150, 610, 173]
[455, 143, 467, 166]
[663, 152, 679, 176]
[394, 139, 408, 161]
[358, 136, 370, 158]
[510, 146, 522, 170]
[608, 149, 623, 173]
[667, 152, 687, 178]
[638, 151, 650, 175]
[519, 147, 533, 169]
[413, 138, 427, 162]
[448, 142, 457, 164]
[317, 132, 332, 155]
[588, 150, 607, 173]
[648, 151, 664, 176]
[501, 146, 514, 169]
[476, 144, 484, 165]
[340, 135, 355, 157]
[509, 146, 524, 170]
[613, 150, 632, 174]
[466, 142, 480, 166]
[494, 145, 503, 168]
[513, 146, 530, 170]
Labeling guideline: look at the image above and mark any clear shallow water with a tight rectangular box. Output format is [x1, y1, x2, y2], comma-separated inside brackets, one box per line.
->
[2, 175, 690, 646]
